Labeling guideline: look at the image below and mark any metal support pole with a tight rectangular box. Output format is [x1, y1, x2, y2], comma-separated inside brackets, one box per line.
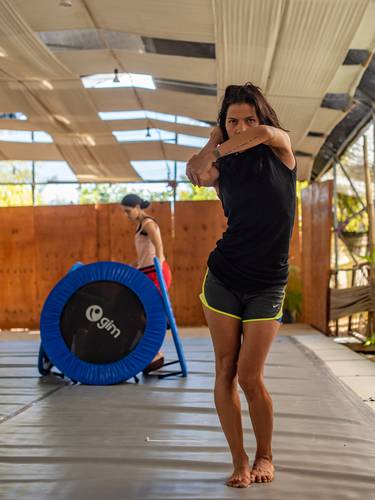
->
[31, 131, 35, 205]
[174, 116, 178, 205]
[173, 161, 177, 204]
[332, 160, 339, 335]
[169, 117, 178, 239]
[333, 160, 339, 274]
[372, 110, 375, 205]
[363, 134, 375, 338]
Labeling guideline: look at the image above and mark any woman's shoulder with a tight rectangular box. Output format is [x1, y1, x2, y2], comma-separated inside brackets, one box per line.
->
[140, 216, 159, 231]
[263, 144, 296, 172]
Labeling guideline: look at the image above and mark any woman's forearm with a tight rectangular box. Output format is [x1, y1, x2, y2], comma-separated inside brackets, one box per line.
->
[151, 233, 165, 263]
[155, 245, 165, 263]
[218, 125, 271, 157]
[198, 127, 223, 155]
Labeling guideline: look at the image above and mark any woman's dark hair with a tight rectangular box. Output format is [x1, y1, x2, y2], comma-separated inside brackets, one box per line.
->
[121, 194, 150, 209]
[218, 82, 287, 141]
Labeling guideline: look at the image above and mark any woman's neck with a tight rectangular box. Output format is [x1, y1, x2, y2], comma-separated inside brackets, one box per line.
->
[136, 210, 146, 223]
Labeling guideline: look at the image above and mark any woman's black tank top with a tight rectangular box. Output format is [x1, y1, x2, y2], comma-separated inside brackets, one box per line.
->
[207, 144, 296, 292]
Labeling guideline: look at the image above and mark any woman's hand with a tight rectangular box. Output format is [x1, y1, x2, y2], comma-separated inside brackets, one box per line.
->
[210, 126, 223, 144]
[186, 150, 216, 186]
[185, 125, 223, 186]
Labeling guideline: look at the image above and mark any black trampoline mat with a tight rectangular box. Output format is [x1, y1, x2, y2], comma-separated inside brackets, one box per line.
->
[60, 281, 146, 363]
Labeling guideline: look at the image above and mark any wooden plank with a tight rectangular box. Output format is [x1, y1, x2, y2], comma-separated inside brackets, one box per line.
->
[108, 203, 136, 264]
[0, 207, 38, 329]
[173, 200, 227, 326]
[96, 204, 111, 261]
[301, 186, 313, 324]
[34, 205, 98, 315]
[289, 205, 301, 270]
[301, 181, 333, 332]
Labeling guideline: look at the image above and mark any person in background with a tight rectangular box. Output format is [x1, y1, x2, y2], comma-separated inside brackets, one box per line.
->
[121, 194, 172, 373]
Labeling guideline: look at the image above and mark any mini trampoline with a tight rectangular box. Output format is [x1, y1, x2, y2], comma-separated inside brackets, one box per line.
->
[39, 261, 168, 385]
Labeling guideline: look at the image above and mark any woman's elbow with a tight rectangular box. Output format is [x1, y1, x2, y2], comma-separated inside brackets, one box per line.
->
[260, 125, 274, 143]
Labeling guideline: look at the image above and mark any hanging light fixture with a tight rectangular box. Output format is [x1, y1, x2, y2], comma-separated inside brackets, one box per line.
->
[113, 68, 120, 83]
[59, 0, 72, 7]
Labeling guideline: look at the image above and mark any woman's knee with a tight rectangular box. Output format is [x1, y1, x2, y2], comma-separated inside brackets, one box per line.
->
[215, 357, 238, 384]
[238, 373, 264, 398]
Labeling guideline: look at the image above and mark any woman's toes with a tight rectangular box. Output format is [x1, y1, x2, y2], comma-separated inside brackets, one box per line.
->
[226, 474, 250, 488]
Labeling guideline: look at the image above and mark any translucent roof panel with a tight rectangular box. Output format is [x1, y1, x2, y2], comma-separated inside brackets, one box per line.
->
[113, 129, 175, 142]
[0, 112, 27, 120]
[0, 130, 53, 142]
[176, 116, 210, 127]
[177, 134, 206, 148]
[0, 130, 31, 142]
[99, 110, 210, 127]
[114, 129, 207, 146]
[82, 72, 155, 89]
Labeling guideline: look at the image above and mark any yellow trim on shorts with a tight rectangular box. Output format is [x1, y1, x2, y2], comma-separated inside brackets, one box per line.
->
[242, 287, 286, 323]
[199, 268, 241, 320]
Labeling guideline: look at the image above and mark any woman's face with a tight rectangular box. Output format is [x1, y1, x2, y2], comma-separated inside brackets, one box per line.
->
[225, 103, 260, 139]
[122, 205, 140, 221]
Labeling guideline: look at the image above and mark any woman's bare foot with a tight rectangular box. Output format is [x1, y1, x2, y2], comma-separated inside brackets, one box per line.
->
[250, 456, 275, 483]
[226, 459, 251, 488]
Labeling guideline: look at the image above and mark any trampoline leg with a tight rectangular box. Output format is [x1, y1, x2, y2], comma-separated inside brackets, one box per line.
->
[153, 257, 188, 378]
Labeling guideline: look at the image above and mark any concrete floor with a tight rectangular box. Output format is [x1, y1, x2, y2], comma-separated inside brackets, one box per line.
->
[0, 324, 375, 499]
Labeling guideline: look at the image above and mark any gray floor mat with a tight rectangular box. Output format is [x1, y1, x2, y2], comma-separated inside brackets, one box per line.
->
[0, 336, 374, 499]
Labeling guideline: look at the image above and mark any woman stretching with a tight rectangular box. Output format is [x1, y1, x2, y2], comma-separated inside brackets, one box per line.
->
[186, 83, 296, 488]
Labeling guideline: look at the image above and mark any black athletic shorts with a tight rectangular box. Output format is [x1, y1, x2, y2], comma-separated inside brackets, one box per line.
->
[199, 269, 285, 323]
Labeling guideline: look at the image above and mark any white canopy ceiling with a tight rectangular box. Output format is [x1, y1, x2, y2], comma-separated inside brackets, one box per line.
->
[0, 0, 374, 182]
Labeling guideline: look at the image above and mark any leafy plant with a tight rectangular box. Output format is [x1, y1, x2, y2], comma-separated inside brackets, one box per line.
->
[177, 184, 218, 201]
[364, 333, 375, 346]
[0, 162, 38, 206]
[284, 264, 302, 320]
[337, 193, 368, 233]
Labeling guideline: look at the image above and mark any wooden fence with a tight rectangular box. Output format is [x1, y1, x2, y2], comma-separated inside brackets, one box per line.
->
[1, 200, 302, 329]
[301, 181, 333, 333]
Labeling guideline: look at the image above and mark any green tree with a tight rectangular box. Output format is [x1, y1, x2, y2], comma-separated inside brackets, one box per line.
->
[77, 183, 175, 204]
[0, 162, 36, 207]
[337, 193, 368, 233]
[178, 184, 218, 201]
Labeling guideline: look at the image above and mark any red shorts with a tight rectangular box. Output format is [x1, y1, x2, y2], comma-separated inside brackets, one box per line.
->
[139, 261, 172, 291]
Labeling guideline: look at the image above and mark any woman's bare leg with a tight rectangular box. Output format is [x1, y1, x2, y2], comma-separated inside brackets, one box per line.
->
[203, 306, 250, 488]
[237, 320, 280, 483]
